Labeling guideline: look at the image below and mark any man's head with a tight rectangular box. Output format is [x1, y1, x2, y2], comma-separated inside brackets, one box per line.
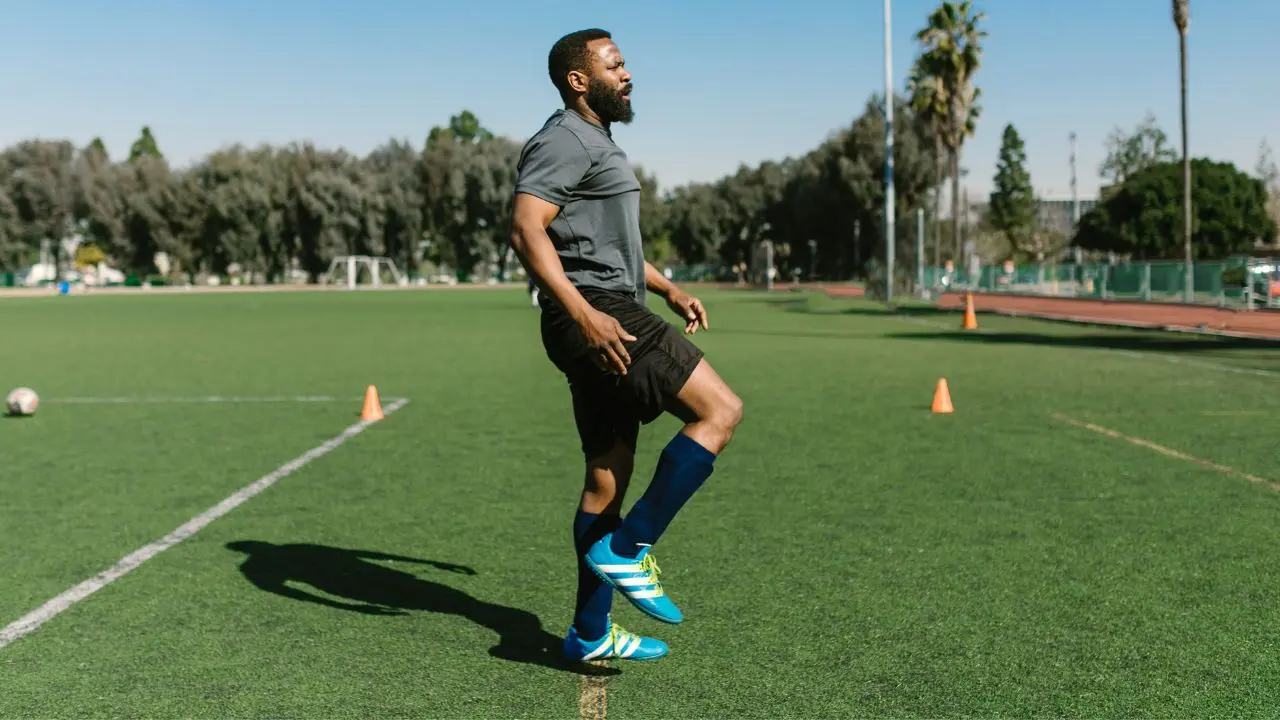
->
[548, 28, 634, 125]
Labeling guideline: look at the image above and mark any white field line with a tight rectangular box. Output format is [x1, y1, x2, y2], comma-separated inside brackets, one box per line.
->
[1051, 412, 1280, 493]
[44, 395, 408, 405]
[0, 398, 409, 650]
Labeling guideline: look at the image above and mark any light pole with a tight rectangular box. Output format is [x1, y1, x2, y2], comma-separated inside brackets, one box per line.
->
[916, 207, 925, 294]
[1174, 0, 1192, 302]
[883, 0, 895, 305]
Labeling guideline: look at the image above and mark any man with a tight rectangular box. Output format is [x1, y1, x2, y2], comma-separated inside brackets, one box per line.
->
[509, 28, 744, 663]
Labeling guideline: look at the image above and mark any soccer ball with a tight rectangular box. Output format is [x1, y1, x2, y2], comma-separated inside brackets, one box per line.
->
[6, 387, 39, 417]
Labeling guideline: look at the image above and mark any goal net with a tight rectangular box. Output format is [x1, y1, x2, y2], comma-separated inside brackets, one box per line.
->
[325, 255, 406, 289]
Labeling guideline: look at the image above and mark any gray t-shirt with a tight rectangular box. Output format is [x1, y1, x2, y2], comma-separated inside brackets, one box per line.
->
[514, 109, 646, 305]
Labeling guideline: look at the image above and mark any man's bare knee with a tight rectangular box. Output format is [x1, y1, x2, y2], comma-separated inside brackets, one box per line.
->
[714, 392, 744, 432]
[705, 391, 743, 445]
[672, 359, 744, 452]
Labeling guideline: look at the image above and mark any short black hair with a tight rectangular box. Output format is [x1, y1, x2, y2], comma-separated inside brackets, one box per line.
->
[548, 28, 612, 97]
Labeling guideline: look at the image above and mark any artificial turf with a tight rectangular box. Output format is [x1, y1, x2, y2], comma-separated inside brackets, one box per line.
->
[2, 286, 1279, 718]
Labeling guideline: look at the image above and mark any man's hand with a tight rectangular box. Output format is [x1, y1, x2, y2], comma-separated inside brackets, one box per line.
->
[665, 289, 709, 335]
[577, 308, 637, 375]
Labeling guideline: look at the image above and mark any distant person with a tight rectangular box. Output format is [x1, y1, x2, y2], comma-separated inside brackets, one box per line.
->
[528, 277, 540, 307]
[509, 28, 744, 664]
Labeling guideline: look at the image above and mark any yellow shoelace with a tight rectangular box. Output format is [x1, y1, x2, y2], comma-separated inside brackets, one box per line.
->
[607, 623, 637, 654]
[638, 553, 665, 596]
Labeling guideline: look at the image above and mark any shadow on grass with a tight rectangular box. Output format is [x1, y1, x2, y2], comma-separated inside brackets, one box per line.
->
[764, 295, 955, 318]
[885, 329, 1280, 360]
[225, 540, 617, 677]
[711, 327, 881, 342]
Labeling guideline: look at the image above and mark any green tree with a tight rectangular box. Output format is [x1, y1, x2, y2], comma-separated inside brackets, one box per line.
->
[987, 124, 1037, 260]
[193, 145, 288, 280]
[0, 99, 968, 285]
[1258, 139, 1280, 238]
[1258, 140, 1279, 191]
[419, 112, 519, 280]
[427, 110, 494, 150]
[0, 186, 20, 271]
[914, 0, 986, 260]
[907, 59, 948, 266]
[128, 126, 163, 163]
[118, 155, 195, 275]
[1074, 158, 1277, 258]
[365, 138, 425, 275]
[6, 140, 77, 278]
[1099, 113, 1177, 188]
[73, 140, 128, 260]
[87, 137, 109, 162]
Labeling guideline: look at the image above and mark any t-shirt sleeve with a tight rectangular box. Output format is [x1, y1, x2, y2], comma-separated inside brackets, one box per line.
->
[514, 127, 591, 207]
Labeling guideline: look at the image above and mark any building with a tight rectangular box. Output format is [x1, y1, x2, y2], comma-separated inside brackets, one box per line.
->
[1035, 197, 1097, 236]
[965, 197, 1098, 236]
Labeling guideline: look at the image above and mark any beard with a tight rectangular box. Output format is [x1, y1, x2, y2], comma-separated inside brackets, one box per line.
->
[586, 77, 634, 125]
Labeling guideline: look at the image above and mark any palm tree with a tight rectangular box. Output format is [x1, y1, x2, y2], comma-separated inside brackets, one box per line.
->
[1173, 0, 1192, 301]
[907, 60, 947, 268]
[914, 1, 986, 263]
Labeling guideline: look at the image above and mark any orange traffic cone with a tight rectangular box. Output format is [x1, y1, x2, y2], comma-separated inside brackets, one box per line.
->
[931, 378, 954, 414]
[962, 292, 978, 330]
[361, 385, 384, 421]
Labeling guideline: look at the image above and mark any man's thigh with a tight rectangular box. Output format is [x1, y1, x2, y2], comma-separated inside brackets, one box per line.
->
[618, 320, 705, 425]
[663, 356, 740, 426]
[570, 376, 641, 461]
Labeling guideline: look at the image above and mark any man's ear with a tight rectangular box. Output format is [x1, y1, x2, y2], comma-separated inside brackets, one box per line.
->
[566, 69, 589, 94]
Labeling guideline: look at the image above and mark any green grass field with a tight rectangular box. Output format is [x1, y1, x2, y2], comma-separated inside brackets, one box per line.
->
[3, 286, 1280, 719]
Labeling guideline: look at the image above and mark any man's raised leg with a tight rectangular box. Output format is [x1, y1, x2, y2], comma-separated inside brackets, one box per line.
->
[613, 358, 743, 552]
[585, 359, 744, 624]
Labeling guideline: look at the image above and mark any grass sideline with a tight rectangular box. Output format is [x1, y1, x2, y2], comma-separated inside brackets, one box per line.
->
[2, 287, 1280, 717]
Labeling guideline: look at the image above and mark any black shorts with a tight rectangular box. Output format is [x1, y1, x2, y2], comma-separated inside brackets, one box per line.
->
[540, 287, 704, 460]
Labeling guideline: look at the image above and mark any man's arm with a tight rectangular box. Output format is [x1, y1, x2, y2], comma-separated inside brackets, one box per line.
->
[510, 127, 601, 322]
[644, 261, 678, 299]
[510, 194, 594, 322]
[644, 261, 709, 334]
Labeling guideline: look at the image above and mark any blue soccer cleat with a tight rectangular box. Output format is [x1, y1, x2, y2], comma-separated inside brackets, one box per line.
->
[584, 535, 683, 624]
[563, 619, 669, 662]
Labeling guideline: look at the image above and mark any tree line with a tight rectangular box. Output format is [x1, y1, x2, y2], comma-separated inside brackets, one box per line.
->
[0, 112, 530, 283]
[1, 1, 1274, 287]
[0, 95, 951, 286]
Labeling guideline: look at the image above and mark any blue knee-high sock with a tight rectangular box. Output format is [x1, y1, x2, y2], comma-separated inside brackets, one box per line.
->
[573, 510, 620, 640]
[610, 433, 717, 557]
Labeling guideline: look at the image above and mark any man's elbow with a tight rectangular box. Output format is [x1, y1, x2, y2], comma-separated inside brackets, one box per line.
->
[509, 218, 543, 256]
[509, 225, 531, 256]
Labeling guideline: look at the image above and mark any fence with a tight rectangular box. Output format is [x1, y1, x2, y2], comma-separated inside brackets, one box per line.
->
[923, 257, 1280, 309]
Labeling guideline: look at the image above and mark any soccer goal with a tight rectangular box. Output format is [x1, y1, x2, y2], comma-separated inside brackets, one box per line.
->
[325, 255, 406, 289]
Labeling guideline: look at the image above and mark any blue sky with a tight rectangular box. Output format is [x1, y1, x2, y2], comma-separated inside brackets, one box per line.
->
[2, 0, 1275, 201]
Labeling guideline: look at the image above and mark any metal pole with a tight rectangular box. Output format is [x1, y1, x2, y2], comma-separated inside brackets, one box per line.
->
[916, 207, 925, 294]
[883, 0, 895, 305]
[763, 240, 774, 291]
[1245, 259, 1255, 308]
[1176, 0, 1193, 303]
[1070, 132, 1079, 226]
[1180, 35, 1192, 302]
